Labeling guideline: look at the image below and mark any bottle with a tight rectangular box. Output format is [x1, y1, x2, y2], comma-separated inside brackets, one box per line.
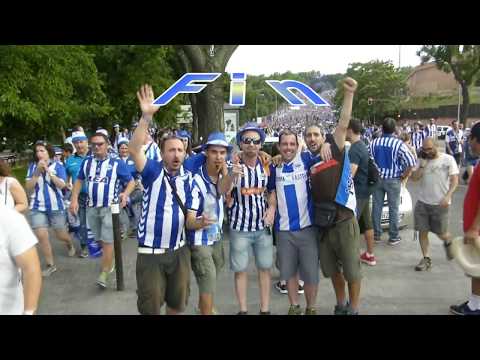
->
[203, 193, 219, 242]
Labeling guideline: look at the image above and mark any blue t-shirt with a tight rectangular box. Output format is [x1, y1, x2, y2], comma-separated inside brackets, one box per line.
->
[65, 153, 88, 194]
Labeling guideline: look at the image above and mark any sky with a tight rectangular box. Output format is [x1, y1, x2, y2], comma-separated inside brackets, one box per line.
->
[226, 45, 423, 76]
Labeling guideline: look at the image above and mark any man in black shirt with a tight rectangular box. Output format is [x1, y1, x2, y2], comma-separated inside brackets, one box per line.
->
[347, 119, 376, 266]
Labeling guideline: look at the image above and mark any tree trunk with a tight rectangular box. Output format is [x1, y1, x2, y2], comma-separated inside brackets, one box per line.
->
[460, 82, 470, 126]
[178, 45, 238, 141]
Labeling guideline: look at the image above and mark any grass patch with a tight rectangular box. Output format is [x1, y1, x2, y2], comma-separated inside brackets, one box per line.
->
[11, 165, 28, 186]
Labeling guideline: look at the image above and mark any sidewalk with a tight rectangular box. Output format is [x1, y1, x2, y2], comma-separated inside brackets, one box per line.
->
[37, 226, 469, 315]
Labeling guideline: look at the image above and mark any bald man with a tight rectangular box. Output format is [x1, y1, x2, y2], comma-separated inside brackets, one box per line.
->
[410, 137, 459, 271]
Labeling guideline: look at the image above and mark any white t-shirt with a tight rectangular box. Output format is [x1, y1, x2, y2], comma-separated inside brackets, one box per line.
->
[0, 177, 15, 209]
[0, 207, 38, 315]
[417, 153, 459, 206]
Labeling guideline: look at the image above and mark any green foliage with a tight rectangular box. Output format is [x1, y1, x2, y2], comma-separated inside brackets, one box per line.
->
[334, 61, 407, 122]
[89, 45, 181, 130]
[0, 46, 111, 151]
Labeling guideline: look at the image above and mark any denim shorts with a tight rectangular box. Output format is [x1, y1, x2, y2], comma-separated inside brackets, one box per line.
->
[86, 207, 114, 243]
[29, 209, 67, 230]
[229, 229, 273, 272]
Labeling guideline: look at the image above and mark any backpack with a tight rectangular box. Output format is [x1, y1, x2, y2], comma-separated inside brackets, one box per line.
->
[367, 156, 380, 187]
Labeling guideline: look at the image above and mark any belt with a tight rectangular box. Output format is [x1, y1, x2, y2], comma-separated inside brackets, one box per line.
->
[137, 241, 184, 255]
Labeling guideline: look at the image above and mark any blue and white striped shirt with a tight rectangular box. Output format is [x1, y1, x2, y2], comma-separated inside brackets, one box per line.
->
[186, 164, 224, 246]
[77, 156, 133, 208]
[138, 159, 192, 249]
[370, 134, 416, 179]
[229, 157, 269, 232]
[26, 161, 67, 212]
[446, 129, 464, 154]
[267, 152, 313, 232]
[411, 131, 426, 151]
[426, 124, 437, 138]
[144, 141, 162, 161]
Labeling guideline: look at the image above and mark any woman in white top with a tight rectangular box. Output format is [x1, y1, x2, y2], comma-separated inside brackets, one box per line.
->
[0, 160, 28, 213]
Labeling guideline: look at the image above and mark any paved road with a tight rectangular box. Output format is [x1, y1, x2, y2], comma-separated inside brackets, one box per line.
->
[37, 181, 470, 315]
[36, 139, 473, 315]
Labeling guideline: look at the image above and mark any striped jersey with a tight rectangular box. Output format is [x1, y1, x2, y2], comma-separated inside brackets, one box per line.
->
[229, 157, 269, 232]
[144, 141, 162, 161]
[186, 164, 224, 246]
[138, 159, 192, 249]
[446, 129, 464, 154]
[426, 124, 437, 138]
[267, 152, 313, 232]
[370, 134, 416, 179]
[77, 156, 133, 208]
[411, 131, 426, 151]
[26, 161, 67, 212]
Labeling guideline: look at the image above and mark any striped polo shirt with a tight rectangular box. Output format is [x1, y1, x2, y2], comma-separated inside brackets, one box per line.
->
[77, 156, 133, 208]
[267, 152, 313, 232]
[26, 161, 67, 212]
[229, 157, 269, 232]
[186, 164, 224, 246]
[138, 159, 192, 249]
[370, 134, 416, 179]
[411, 130, 426, 151]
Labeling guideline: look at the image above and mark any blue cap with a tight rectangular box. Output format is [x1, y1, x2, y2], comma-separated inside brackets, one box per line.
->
[236, 122, 266, 145]
[201, 132, 232, 152]
[176, 130, 191, 139]
[71, 131, 88, 143]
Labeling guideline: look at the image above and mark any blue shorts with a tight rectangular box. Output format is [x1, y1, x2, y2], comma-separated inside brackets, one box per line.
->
[229, 229, 273, 272]
[29, 209, 67, 230]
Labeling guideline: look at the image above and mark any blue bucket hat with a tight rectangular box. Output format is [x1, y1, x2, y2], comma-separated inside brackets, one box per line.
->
[201, 132, 233, 152]
[176, 130, 191, 140]
[118, 137, 129, 147]
[236, 122, 266, 145]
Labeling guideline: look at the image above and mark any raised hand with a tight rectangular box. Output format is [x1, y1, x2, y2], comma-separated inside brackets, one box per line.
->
[343, 77, 358, 94]
[136, 84, 160, 117]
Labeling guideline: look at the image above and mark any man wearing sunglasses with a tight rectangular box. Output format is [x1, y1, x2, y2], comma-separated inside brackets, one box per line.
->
[219, 122, 276, 315]
[410, 137, 459, 271]
[69, 131, 135, 289]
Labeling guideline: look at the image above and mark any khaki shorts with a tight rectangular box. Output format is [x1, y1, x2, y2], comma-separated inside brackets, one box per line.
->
[414, 201, 449, 235]
[356, 197, 373, 234]
[191, 240, 225, 295]
[318, 216, 362, 283]
[86, 207, 114, 243]
[136, 246, 191, 314]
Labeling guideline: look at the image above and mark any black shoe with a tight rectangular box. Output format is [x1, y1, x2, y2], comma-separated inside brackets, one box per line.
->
[450, 301, 480, 315]
[236, 311, 248, 315]
[259, 311, 271, 315]
[274, 281, 288, 294]
[443, 241, 454, 261]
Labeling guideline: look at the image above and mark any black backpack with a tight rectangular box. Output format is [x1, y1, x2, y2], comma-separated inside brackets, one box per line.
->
[367, 156, 380, 187]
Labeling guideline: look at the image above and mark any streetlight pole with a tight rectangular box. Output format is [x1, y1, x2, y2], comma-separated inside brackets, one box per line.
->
[457, 84, 461, 123]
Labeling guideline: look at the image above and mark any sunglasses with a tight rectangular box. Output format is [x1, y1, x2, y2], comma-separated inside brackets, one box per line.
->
[241, 137, 261, 145]
[91, 142, 106, 147]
